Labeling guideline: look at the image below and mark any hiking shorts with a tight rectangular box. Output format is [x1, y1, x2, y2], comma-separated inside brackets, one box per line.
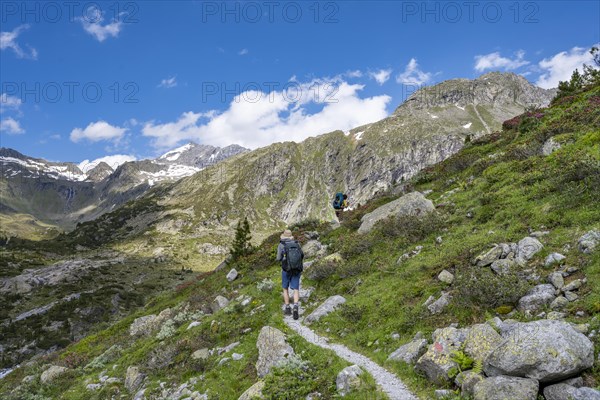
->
[282, 270, 301, 290]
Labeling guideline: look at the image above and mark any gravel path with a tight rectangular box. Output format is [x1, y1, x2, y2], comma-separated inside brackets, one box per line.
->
[285, 317, 418, 400]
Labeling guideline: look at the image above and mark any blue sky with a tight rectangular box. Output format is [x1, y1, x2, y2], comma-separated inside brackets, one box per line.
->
[1, 0, 598, 167]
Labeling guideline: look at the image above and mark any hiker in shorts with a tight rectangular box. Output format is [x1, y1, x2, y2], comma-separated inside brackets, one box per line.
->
[276, 229, 304, 320]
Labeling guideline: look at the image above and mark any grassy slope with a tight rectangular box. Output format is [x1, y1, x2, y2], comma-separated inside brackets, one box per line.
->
[1, 84, 598, 399]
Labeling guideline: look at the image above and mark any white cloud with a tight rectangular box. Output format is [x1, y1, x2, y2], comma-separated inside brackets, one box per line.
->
[474, 50, 529, 72]
[369, 69, 392, 85]
[0, 24, 37, 59]
[78, 8, 123, 42]
[158, 76, 178, 88]
[0, 117, 24, 134]
[0, 93, 22, 113]
[396, 58, 432, 86]
[78, 154, 136, 172]
[238, 48, 249, 55]
[142, 76, 391, 150]
[536, 46, 596, 89]
[345, 70, 363, 78]
[70, 121, 127, 143]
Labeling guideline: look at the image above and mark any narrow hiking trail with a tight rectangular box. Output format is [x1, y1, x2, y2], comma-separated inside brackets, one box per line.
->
[284, 317, 418, 400]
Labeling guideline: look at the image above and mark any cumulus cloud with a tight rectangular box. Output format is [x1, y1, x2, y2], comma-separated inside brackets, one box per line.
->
[158, 76, 178, 88]
[0, 24, 37, 59]
[396, 58, 432, 86]
[369, 69, 392, 85]
[78, 8, 123, 42]
[536, 46, 596, 89]
[142, 76, 391, 150]
[0, 93, 22, 113]
[1, 117, 24, 134]
[78, 154, 137, 172]
[70, 121, 127, 143]
[474, 50, 529, 72]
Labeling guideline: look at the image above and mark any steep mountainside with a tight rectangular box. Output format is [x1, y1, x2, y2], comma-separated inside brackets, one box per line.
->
[1, 80, 597, 400]
[0, 143, 248, 238]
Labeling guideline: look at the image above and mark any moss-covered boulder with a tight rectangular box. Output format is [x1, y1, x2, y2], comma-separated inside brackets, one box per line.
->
[473, 375, 539, 400]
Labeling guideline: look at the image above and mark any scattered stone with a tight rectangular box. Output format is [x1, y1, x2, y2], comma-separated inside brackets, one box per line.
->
[544, 383, 600, 400]
[565, 291, 579, 301]
[218, 358, 230, 366]
[530, 230, 550, 238]
[358, 192, 435, 234]
[256, 278, 274, 292]
[434, 389, 454, 399]
[490, 259, 516, 275]
[40, 366, 69, 384]
[548, 272, 564, 289]
[336, 365, 363, 396]
[125, 366, 145, 393]
[517, 284, 555, 313]
[232, 353, 244, 361]
[238, 380, 265, 400]
[578, 230, 600, 254]
[187, 321, 201, 330]
[86, 383, 102, 391]
[387, 338, 428, 364]
[304, 295, 346, 324]
[427, 292, 451, 315]
[474, 245, 503, 267]
[390, 332, 400, 340]
[563, 279, 583, 292]
[192, 348, 210, 361]
[130, 314, 157, 337]
[473, 375, 539, 400]
[302, 240, 326, 259]
[437, 270, 454, 284]
[415, 327, 467, 384]
[211, 296, 230, 313]
[547, 311, 566, 320]
[550, 296, 569, 310]
[456, 371, 484, 397]
[299, 287, 315, 302]
[542, 137, 561, 155]
[226, 269, 238, 282]
[423, 295, 436, 308]
[463, 323, 502, 363]
[517, 237, 543, 261]
[217, 341, 240, 355]
[435, 236, 443, 244]
[545, 253, 566, 267]
[256, 326, 294, 377]
[484, 320, 594, 382]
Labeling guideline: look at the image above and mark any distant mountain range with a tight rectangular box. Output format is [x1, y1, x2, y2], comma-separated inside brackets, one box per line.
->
[0, 143, 248, 238]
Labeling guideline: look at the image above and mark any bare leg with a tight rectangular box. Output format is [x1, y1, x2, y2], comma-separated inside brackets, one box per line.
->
[293, 290, 299, 304]
[283, 288, 290, 305]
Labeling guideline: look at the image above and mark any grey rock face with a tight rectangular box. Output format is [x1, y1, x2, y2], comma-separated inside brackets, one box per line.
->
[578, 230, 600, 254]
[463, 323, 503, 363]
[130, 315, 157, 337]
[125, 366, 145, 393]
[456, 371, 484, 397]
[358, 192, 435, 234]
[484, 320, 594, 383]
[517, 284, 555, 313]
[256, 326, 294, 378]
[40, 366, 69, 384]
[387, 338, 428, 364]
[473, 376, 539, 400]
[544, 383, 600, 400]
[516, 237, 543, 261]
[304, 295, 346, 324]
[336, 365, 364, 396]
[415, 327, 467, 384]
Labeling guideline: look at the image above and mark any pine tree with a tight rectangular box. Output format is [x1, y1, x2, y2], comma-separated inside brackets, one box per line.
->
[230, 217, 252, 261]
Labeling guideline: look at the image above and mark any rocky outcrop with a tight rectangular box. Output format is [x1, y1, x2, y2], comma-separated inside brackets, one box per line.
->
[336, 365, 364, 396]
[516, 237, 543, 262]
[256, 326, 294, 378]
[463, 323, 502, 363]
[211, 296, 230, 313]
[517, 284, 555, 313]
[125, 366, 145, 393]
[578, 230, 600, 254]
[484, 320, 594, 382]
[388, 336, 428, 364]
[41, 366, 69, 384]
[304, 295, 346, 324]
[358, 192, 435, 234]
[473, 376, 539, 400]
[544, 383, 600, 400]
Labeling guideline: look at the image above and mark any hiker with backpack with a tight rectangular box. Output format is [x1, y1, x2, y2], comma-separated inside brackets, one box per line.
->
[333, 192, 349, 218]
[276, 229, 304, 320]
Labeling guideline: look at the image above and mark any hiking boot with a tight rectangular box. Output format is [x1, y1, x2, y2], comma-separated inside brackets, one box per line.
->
[293, 305, 299, 320]
[284, 305, 292, 316]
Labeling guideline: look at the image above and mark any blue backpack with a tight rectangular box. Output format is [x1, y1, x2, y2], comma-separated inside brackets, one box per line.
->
[333, 192, 344, 210]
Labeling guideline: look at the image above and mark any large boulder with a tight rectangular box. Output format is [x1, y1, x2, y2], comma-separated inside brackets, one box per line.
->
[357, 192, 434, 234]
[578, 230, 600, 254]
[40, 366, 69, 384]
[484, 320, 594, 383]
[130, 315, 157, 337]
[387, 337, 428, 364]
[456, 371, 484, 397]
[517, 284, 555, 313]
[516, 237, 543, 262]
[238, 380, 265, 400]
[256, 326, 294, 378]
[336, 365, 364, 396]
[463, 323, 503, 363]
[415, 327, 467, 384]
[473, 376, 539, 400]
[544, 383, 600, 400]
[304, 295, 346, 324]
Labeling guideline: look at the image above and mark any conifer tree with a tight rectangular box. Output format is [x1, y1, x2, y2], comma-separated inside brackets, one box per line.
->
[230, 217, 252, 261]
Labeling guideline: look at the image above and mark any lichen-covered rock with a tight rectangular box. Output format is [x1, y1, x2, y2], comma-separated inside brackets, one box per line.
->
[304, 295, 346, 324]
[473, 376, 538, 400]
[563, 279, 583, 292]
[302, 240, 326, 259]
[474, 245, 503, 267]
[578, 230, 600, 254]
[256, 326, 294, 377]
[415, 327, 467, 384]
[388, 338, 428, 364]
[463, 323, 502, 363]
[491, 259, 516, 275]
[544, 383, 600, 400]
[211, 295, 230, 313]
[192, 348, 210, 360]
[238, 380, 265, 400]
[484, 320, 594, 383]
[456, 371, 484, 397]
[40, 366, 69, 384]
[547, 272, 564, 289]
[427, 292, 451, 315]
[517, 284, 555, 313]
[516, 237, 543, 261]
[550, 295, 568, 310]
[545, 253, 566, 267]
[357, 192, 435, 234]
[130, 315, 157, 337]
[125, 366, 145, 393]
[437, 270, 454, 284]
[336, 365, 364, 396]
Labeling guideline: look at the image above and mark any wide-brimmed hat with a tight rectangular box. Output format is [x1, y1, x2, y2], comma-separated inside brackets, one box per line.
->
[280, 229, 293, 240]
